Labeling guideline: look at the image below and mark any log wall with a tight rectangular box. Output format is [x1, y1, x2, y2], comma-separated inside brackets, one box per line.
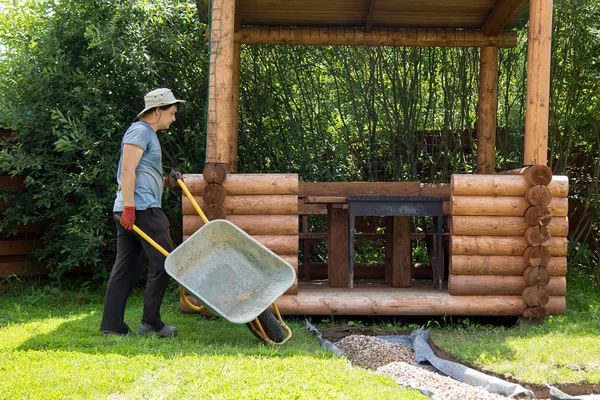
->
[182, 170, 299, 304]
[449, 167, 568, 317]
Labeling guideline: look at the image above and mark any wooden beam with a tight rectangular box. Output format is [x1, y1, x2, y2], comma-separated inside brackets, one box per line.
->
[524, 0, 553, 165]
[235, 27, 518, 48]
[388, 216, 411, 287]
[365, 0, 376, 33]
[230, 42, 241, 172]
[481, 0, 524, 37]
[206, 0, 236, 164]
[476, 47, 499, 173]
[328, 206, 348, 287]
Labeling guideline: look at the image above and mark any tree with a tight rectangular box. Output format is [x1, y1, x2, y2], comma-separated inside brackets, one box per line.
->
[0, 0, 208, 277]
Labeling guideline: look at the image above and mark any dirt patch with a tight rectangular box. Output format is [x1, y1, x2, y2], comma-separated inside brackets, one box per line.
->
[321, 326, 600, 399]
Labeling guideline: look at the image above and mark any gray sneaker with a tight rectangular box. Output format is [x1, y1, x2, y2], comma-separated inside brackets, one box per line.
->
[137, 323, 178, 337]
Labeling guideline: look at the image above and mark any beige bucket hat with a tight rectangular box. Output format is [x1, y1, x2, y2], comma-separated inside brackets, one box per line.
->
[137, 88, 186, 118]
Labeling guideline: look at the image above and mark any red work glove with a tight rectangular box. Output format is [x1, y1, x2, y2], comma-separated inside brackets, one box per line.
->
[164, 170, 184, 188]
[120, 206, 136, 230]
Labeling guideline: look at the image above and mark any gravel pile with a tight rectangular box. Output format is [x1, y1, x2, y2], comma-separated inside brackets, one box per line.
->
[378, 362, 508, 400]
[335, 335, 415, 369]
[336, 335, 509, 399]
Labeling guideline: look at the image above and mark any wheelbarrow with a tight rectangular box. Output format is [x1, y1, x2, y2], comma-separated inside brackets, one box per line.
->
[117, 176, 295, 344]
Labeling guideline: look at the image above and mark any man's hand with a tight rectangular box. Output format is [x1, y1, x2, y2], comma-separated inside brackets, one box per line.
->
[120, 206, 136, 230]
[165, 170, 184, 188]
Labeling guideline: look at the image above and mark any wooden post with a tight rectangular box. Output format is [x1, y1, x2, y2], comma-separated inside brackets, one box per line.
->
[476, 47, 499, 174]
[206, 0, 236, 165]
[327, 206, 348, 287]
[302, 215, 311, 280]
[229, 0, 241, 172]
[385, 216, 411, 288]
[523, 0, 553, 166]
[229, 43, 241, 172]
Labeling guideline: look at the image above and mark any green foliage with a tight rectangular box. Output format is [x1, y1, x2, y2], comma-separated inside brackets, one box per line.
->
[0, 0, 208, 277]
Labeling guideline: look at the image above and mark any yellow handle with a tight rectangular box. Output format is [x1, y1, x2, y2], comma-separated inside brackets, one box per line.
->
[174, 177, 209, 311]
[179, 286, 205, 312]
[132, 224, 169, 257]
[177, 178, 209, 224]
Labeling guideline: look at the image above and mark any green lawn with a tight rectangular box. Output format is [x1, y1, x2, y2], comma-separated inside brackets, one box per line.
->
[0, 283, 426, 400]
[431, 269, 600, 385]
[2, 268, 599, 398]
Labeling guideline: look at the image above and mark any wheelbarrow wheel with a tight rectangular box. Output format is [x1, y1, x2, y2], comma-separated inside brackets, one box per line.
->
[246, 309, 285, 343]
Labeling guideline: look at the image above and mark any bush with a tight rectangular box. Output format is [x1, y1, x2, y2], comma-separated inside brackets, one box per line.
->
[0, 0, 208, 278]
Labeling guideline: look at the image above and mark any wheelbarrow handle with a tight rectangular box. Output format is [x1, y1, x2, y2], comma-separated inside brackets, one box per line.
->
[112, 213, 205, 313]
[113, 214, 170, 257]
[176, 178, 209, 224]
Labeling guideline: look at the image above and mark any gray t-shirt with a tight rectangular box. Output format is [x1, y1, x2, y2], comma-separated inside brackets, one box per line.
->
[113, 121, 164, 212]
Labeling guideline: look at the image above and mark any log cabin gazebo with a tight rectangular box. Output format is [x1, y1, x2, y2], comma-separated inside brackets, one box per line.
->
[182, 0, 568, 319]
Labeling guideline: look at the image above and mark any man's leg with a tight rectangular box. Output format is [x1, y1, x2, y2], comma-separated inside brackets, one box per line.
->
[136, 208, 175, 331]
[100, 221, 146, 334]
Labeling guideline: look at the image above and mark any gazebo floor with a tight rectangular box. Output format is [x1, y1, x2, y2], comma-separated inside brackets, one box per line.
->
[275, 279, 544, 316]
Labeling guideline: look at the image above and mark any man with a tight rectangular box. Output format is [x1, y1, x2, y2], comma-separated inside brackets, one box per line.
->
[100, 88, 185, 336]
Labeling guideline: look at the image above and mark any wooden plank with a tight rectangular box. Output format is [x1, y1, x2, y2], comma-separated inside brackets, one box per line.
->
[327, 206, 348, 287]
[185, 174, 298, 195]
[499, 165, 553, 185]
[419, 183, 451, 199]
[480, 0, 524, 36]
[298, 201, 327, 215]
[448, 275, 566, 296]
[304, 196, 347, 204]
[182, 194, 298, 215]
[0, 239, 34, 256]
[279, 254, 298, 295]
[0, 256, 27, 277]
[451, 195, 568, 217]
[451, 174, 568, 197]
[183, 214, 298, 235]
[300, 182, 421, 197]
[449, 215, 569, 237]
[185, 289, 566, 316]
[235, 27, 518, 48]
[451, 255, 567, 276]
[390, 216, 411, 287]
[476, 46, 499, 174]
[301, 215, 311, 280]
[523, 0, 553, 165]
[254, 281, 567, 316]
[451, 235, 568, 256]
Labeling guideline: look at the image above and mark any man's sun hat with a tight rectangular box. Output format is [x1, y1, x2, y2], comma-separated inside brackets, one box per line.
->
[137, 88, 186, 118]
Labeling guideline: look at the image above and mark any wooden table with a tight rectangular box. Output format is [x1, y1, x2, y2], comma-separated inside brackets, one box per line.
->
[347, 196, 444, 290]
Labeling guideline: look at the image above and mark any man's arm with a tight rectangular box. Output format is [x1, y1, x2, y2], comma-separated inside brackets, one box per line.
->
[121, 144, 144, 206]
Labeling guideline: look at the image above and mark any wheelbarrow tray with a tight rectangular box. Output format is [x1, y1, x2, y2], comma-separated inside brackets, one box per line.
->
[164, 220, 296, 324]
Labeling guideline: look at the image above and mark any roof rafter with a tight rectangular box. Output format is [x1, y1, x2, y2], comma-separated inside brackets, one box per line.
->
[364, 0, 376, 33]
[480, 0, 524, 36]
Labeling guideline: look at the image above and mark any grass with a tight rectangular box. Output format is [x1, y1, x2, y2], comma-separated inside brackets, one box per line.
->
[430, 268, 600, 385]
[2, 268, 599, 398]
[0, 281, 426, 400]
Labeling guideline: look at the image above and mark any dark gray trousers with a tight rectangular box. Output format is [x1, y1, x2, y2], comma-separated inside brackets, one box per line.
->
[100, 208, 175, 334]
